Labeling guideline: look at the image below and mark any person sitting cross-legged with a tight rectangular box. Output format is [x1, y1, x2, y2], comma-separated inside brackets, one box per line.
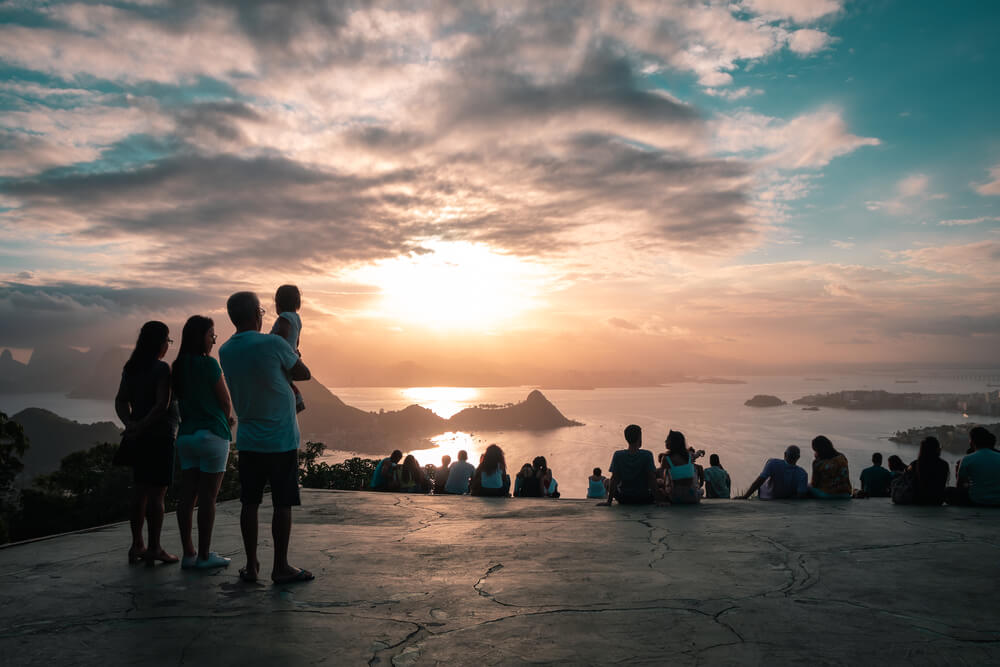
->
[738, 445, 809, 500]
[859, 452, 893, 498]
[602, 424, 656, 506]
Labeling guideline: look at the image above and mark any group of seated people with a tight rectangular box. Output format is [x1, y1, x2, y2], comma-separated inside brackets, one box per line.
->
[367, 425, 999, 507]
[600, 424, 1000, 507]
[369, 445, 561, 498]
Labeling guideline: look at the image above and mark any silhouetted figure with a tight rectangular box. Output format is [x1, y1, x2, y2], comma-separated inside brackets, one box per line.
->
[859, 452, 892, 498]
[513, 463, 537, 497]
[664, 430, 700, 504]
[434, 455, 451, 494]
[908, 437, 949, 505]
[471, 444, 510, 496]
[219, 291, 313, 584]
[602, 424, 656, 505]
[270, 284, 306, 413]
[543, 465, 559, 498]
[398, 454, 428, 493]
[115, 320, 180, 566]
[173, 315, 234, 570]
[739, 445, 808, 500]
[371, 450, 403, 491]
[703, 454, 731, 499]
[948, 427, 1000, 506]
[587, 467, 608, 499]
[809, 435, 852, 499]
[444, 449, 475, 494]
[887, 455, 906, 479]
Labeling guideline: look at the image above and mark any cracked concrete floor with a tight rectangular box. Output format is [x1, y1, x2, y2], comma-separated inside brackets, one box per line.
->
[1, 491, 999, 666]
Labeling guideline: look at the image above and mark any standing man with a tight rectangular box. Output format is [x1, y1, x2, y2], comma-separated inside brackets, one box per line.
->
[220, 291, 313, 584]
[602, 424, 657, 505]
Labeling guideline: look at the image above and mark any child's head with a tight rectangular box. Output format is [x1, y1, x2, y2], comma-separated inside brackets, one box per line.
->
[275, 284, 301, 313]
[593, 467, 601, 476]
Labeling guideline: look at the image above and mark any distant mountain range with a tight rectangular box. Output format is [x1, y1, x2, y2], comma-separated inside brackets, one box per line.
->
[11, 408, 122, 484]
[6, 384, 581, 481]
[0, 345, 128, 397]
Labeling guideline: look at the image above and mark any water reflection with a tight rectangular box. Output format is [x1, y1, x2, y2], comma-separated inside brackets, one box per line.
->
[400, 386, 479, 419]
[409, 431, 487, 466]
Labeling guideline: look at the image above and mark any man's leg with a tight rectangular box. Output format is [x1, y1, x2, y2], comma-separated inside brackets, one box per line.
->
[240, 503, 260, 576]
[269, 450, 311, 582]
[272, 505, 292, 575]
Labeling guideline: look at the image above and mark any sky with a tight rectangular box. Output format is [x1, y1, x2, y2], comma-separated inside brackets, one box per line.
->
[1, 0, 999, 383]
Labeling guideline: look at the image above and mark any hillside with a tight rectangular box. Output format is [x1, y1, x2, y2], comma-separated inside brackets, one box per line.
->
[11, 408, 122, 483]
[449, 389, 581, 430]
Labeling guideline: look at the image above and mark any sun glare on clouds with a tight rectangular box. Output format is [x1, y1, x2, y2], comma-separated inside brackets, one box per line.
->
[349, 241, 551, 332]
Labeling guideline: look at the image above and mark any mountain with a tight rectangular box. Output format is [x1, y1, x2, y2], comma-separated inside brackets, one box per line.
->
[11, 408, 122, 483]
[69, 347, 131, 399]
[21, 345, 90, 393]
[296, 381, 579, 453]
[0, 349, 27, 392]
[449, 389, 581, 430]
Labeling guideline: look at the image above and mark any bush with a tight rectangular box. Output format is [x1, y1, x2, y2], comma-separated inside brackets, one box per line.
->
[298, 442, 378, 490]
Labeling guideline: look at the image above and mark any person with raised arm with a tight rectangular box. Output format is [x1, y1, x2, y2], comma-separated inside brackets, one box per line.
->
[219, 291, 313, 585]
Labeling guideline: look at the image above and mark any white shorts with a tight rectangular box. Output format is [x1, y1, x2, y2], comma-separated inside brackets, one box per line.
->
[176, 429, 230, 474]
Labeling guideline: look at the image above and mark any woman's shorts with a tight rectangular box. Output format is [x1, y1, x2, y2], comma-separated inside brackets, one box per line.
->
[176, 429, 230, 474]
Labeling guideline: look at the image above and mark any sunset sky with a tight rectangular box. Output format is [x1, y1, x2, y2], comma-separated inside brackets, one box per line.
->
[1, 1, 998, 383]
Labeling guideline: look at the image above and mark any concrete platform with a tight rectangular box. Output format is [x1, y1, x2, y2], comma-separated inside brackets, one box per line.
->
[1, 491, 999, 665]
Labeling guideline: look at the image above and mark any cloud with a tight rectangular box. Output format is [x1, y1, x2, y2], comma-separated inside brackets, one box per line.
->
[714, 109, 880, 169]
[787, 29, 832, 54]
[893, 240, 1000, 277]
[608, 317, 640, 331]
[885, 314, 1000, 338]
[938, 216, 1000, 226]
[866, 173, 946, 215]
[831, 240, 855, 249]
[741, 0, 843, 23]
[973, 164, 1000, 196]
[703, 86, 763, 101]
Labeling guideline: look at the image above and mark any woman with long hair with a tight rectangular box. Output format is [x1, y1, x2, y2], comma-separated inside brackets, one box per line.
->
[809, 435, 852, 499]
[471, 444, 510, 497]
[172, 315, 235, 569]
[909, 436, 949, 505]
[114, 321, 179, 565]
[664, 430, 700, 504]
[397, 454, 427, 493]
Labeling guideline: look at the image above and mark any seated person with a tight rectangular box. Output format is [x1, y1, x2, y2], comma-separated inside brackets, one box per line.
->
[703, 454, 731, 499]
[513, 463, 541, 497]
[908, 437, 949, 505]
[397, 454, 428, 493]
[739, 445, 809, 500]
[859, 452, 893, 498]
[370, 450, 403, 491]
[587, 467, 608, 499]
[887, 455, 906, 480]
[603, 424, 656, 505]
[433, 455, 451, 494]
[444, 449, 476, 495]
[471, 444, 510, 497]
[809, 435, 852, 499]
[949, 427, 1000, 506]
[664, 431, 700, 504]
[544, 469, 559, 498]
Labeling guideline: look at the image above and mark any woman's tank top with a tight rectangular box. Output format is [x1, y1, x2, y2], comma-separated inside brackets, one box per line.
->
[587, 478, 607, 498]
[667, 452, 695, 481]
[481, 466, 505, 489]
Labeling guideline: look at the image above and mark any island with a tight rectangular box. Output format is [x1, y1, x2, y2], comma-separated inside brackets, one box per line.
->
[888, 423, 1000, 455]
[792, 390, 1000, 417]
[744, 395, 786, 408]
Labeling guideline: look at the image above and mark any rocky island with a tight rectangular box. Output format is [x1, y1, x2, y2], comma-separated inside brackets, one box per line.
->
[744, 394, 786, 407]
[792, 390, 1000, 417]
[889, 423, 1000, 455]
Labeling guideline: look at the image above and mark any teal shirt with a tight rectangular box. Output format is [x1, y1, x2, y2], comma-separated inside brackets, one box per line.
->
[175, 355, 231, 441]
[219, 331, 301, 453]
[860, 465, 893, 497]
[959, 449, 1000, 506]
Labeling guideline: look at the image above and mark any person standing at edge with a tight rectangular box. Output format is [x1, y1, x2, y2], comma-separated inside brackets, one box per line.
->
[219, 291, 314, 584]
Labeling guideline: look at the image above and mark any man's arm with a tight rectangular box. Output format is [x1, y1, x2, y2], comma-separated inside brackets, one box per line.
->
[739, 476, 766, 500]
[602, 471, 619, 505]
[290, 358, 310, 381]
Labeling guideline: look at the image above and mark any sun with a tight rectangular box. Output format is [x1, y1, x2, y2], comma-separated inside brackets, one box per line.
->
[350, 241, 550, 331]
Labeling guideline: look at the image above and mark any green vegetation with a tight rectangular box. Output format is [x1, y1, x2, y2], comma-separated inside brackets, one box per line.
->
[0, 412, 29, 542]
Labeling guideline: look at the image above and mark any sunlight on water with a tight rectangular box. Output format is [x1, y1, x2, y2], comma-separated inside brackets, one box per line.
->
[409, 431, 486, 466]
[400, 386, 479, 418]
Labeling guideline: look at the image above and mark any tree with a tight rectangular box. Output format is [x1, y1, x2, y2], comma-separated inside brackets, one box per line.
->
[0, 411, 29, 542]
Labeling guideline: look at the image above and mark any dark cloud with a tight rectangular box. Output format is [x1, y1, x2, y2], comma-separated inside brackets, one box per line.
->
[173, 101, 264, 144]
[0, 282, 216, 348]
[885, 314, 1000, 338]
[608, 317, 639, 330]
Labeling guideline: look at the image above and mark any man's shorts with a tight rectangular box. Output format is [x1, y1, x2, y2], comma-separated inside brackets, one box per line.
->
[238, 449, 301, 507]
[176, 429, 230, 474]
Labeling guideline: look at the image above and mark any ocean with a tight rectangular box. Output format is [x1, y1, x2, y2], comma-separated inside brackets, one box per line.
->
[2, 372, 995, 499]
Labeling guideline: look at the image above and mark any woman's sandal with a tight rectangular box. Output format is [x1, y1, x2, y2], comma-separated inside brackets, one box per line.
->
[128, 547, 146, 565]
[272, 568, 314, 585]
[238, 563, 260, 583]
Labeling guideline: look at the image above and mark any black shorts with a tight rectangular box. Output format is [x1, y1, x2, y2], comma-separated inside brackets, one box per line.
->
[238, 450, 301, 507]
